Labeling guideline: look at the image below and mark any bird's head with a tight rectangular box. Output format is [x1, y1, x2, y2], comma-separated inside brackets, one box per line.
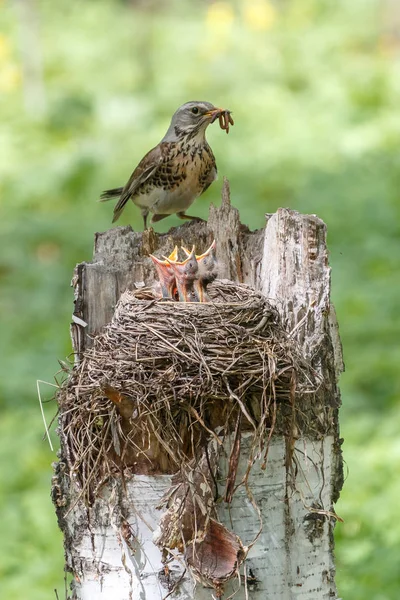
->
[162, 101, 228, 142]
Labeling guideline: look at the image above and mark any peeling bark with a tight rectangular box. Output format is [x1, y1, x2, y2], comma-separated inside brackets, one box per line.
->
[56, 181, 343, 599]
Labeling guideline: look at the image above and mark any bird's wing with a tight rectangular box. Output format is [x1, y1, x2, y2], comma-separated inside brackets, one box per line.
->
[112, 143, 170, 223]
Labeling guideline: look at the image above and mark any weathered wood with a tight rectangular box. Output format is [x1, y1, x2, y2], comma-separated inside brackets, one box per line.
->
[57, 187, 343, 599]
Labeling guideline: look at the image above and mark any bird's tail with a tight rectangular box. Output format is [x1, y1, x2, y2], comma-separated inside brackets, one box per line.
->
[99, 187, 123, 202]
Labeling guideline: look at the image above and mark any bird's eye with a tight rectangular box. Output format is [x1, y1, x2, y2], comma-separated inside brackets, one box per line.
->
[191, 107, 199, 115]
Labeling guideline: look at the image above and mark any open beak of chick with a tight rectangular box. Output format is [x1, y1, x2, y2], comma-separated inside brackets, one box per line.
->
[150, 241, 217, 303]
[165, 246, 199, 303]
[149, 246, 178, 299]
[181, 240, 218, 302]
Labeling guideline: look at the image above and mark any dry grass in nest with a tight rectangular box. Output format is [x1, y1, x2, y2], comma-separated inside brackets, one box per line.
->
[58, 280, 317, 504]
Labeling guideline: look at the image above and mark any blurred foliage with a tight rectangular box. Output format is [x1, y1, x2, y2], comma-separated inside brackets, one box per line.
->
[0, 0, 399, 598]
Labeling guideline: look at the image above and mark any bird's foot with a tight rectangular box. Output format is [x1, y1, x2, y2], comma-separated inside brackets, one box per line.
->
[150, 213, 170, 224]
[177, 212, 206, 223]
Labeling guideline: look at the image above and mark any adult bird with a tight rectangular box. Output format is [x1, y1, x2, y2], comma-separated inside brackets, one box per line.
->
[100, 101, 231, 229]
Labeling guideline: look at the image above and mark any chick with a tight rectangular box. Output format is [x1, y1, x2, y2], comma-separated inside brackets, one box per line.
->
[182, 240, 217, 302]
[165, 247, 199, 302]
[149, 246, 178, 299]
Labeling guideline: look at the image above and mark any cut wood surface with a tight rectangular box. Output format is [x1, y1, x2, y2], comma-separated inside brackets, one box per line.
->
[56, 179, 344, 599]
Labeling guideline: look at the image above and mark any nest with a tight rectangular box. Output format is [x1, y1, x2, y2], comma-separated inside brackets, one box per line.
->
[58, 280, 317, 504]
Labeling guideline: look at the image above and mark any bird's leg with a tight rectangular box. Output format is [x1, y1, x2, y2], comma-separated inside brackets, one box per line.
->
[176, 212, 206, 223]
[142, 209, 149, 230]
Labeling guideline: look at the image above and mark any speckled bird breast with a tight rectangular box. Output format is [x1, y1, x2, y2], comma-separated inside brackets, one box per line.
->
[135, 141, 217, 215]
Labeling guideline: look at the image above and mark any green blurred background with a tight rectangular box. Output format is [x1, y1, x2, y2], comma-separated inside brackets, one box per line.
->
[1, 0, 399, 597]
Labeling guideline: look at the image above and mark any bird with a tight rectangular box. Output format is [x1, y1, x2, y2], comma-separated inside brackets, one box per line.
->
[100, 101, 232, 229]
[182, 240, 217, 302]
[149, 246, 178, 299]
[165, 247, 199, 302]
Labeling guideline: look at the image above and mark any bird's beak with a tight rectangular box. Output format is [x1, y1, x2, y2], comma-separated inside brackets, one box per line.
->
[181, 245, 192, 258]
[181, 240, 216, 260]
[149, 254, 176, 299]
[166, 246, 178, 262]
[205, 107, 226, 124]
[149, 254, 166, 268]
[196, 239, 217, 260]
[166, 248, 198, 302]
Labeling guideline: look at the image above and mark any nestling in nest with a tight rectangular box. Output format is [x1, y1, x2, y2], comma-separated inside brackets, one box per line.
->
[149, 240, 217, 302]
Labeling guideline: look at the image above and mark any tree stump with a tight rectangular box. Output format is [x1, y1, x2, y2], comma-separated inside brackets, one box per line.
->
[53, 180, 344, 599]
